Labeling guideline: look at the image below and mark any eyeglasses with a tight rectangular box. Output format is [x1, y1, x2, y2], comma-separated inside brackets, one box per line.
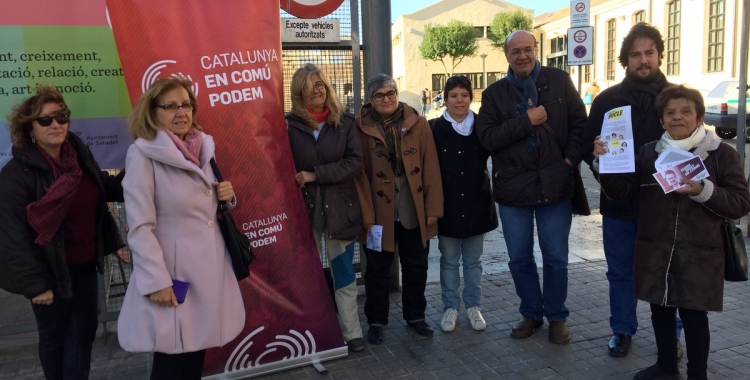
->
[507, 47, 537, 58]
[312, 82, 326, 91]
[446, 76, 471, 87]
[371, 90, 398, 102]
[154, 103, 194, 112]
[35, 113, 70, 127]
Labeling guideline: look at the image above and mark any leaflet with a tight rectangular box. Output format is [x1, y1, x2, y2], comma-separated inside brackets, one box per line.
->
[654, 147, 694, 172]
[366, 225, 383, 252]
[653, 156, 709, 194]
[599, 106, 635, 173]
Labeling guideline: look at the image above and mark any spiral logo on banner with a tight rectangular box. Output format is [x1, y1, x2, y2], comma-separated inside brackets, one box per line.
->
[141, 60, 199, 95]
[225, 327, 318, 371]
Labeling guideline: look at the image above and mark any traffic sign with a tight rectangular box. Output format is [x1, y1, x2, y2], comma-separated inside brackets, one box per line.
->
[567, 26, 593, 65]
[570, 0, 590, 28]
[280, 0, 345, 18]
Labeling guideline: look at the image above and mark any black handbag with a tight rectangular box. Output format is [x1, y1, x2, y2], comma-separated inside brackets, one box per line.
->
[209, 158, 254, 281]
[712, 153, 748, 282]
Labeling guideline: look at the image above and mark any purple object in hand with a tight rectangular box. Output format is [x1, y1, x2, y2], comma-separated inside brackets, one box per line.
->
[172, 280, 190, 304]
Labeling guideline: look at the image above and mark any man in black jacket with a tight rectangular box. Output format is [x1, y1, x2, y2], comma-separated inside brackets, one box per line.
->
[477, 30, 586, 345]
[581, 23, 671, 358]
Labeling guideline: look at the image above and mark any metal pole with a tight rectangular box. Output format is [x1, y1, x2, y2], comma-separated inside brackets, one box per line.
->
[361, 0, 392, 82]
[350, 0, 362, 113]
[480, 53, 488, 88]
[736, 0, 749, 165]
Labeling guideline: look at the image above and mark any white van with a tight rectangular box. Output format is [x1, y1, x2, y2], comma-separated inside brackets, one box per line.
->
[703, 81, 750, 141]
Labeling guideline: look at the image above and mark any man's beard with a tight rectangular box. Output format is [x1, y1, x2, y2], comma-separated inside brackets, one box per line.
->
[626, 64, 661, 83]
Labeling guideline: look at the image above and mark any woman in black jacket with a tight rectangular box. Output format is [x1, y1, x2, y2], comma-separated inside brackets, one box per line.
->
[430, 76, 498, 333]
[285, 64, 366, 352]
[0, 84, 124, 379]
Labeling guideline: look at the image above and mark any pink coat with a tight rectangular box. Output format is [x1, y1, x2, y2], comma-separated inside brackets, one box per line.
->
[118, 130, 245, 354]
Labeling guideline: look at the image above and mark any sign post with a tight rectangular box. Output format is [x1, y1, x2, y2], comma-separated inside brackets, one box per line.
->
[567, 0, 592, 94]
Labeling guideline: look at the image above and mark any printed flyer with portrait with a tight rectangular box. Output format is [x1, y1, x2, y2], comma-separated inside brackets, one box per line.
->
[599, 106, 635, 173]
[652, 148, 709, 194]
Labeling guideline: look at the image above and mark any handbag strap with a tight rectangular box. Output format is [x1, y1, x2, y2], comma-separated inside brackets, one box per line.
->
[209, 158, 228, 209]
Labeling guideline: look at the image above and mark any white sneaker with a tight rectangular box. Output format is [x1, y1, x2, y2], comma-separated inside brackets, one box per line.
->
[440, 308, 458, 332]
[467, 306, 487, 331]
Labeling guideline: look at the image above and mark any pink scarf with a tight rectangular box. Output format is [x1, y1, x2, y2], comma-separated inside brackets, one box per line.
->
[26, 140, 82, 245]
[167, 128, 203, 166]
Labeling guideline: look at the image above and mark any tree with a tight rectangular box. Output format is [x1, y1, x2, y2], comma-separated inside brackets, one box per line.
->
[488, 10, 533, 50]
[418, 20, 478, 78]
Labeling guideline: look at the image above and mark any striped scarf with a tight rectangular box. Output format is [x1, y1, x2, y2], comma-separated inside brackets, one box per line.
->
[371, 103, 405, 176]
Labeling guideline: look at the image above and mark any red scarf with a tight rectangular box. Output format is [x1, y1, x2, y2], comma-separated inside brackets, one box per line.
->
[26, 140, 82, 246]
[167, 128, 203, 166]
[306, 107, 329, 124]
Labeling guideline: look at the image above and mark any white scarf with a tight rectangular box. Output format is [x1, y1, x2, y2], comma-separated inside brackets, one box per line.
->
[659, 124, 707, 152]
[443, 109, 474, 136]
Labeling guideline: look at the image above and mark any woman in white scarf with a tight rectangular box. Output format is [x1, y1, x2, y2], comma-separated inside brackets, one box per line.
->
[429, 76, 498, 334]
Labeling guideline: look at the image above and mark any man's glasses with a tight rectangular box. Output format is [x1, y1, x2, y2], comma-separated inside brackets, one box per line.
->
[154, 103, 194, 112]
[371, 90, 397, 102]
[35, 113, 70, 127]
[507, 47, 537, 58]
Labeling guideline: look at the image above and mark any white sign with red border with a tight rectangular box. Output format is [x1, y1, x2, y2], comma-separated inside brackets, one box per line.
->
[567, 26, 593, 65]
[570, 0, 590, 28]
[280, 0, 345, 18]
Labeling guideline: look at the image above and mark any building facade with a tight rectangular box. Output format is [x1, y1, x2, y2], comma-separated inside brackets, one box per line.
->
[391, 0, 533, 109]
[533, 0, 747, 94]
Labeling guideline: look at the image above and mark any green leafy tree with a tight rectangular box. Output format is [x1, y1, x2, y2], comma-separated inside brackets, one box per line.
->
[488, 10, 533, 50]
[418, 20, 479, 77]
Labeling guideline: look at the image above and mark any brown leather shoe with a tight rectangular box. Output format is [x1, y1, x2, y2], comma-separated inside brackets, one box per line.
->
[511, 316, 544, 339]
[548, 320, 571, 344]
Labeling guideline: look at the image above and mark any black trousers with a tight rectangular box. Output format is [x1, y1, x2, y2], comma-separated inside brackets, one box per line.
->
[364, 222, 429, 325]
[650, 303, 710, 380]
[31, 262, 99, 380]
[150, 350, 206, 380]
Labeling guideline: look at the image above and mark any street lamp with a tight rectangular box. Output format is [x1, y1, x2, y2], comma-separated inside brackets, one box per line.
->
[479, 53, 488, 89]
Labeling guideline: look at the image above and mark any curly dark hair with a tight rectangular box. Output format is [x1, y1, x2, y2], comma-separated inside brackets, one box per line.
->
[618, 23, 665, 68]
[655, 85, 705, 120]
[7, 84, 70, 148]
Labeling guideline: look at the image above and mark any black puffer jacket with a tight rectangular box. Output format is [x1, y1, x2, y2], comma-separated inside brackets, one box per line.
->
[430, 116, 498, 238]
[286, 112, 364, 240]
[476, 66, 587, 206]
[0, 133, 124, 299]
[581, 79, 671, 220]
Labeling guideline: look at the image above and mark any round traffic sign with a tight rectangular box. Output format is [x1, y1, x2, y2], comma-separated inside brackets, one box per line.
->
[280, 0, 344, 18]
[575, 2, 586, 12]
[573, 45, 587, 58]
[573, 30, 587, 43]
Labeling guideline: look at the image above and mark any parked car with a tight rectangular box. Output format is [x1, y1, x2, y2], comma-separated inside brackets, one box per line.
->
[703, 81, 750, 141]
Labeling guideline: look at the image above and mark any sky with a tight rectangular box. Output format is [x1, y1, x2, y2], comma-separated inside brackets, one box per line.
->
[390, 0, 572, 22]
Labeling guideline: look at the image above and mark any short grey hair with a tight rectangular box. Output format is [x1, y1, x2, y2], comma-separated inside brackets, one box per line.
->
[367, 73, 398, 100]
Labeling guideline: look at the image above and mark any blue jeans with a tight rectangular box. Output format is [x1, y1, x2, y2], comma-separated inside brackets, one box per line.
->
[438, 234, 485, 311]
[498, 200, 572, 321]
[602, 216, 639, 336]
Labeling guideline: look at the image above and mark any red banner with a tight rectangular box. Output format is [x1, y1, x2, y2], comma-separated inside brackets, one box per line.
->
[105, 0, 346, 377]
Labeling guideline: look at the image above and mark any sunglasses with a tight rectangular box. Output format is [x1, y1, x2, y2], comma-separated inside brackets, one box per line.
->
[35, 113, 71, 127]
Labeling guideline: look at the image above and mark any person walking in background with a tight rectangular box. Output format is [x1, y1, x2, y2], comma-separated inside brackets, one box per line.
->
[421, 88, 430, 115]
[430, 75, 498, 333]
[581, 23, 674, 358]
[476, 30, 586, 344]
[595, 85, 750, 380]
[0, 84, 125, 379]
[354, 73, 443, 345]
[583, 81, 600, 113]
[117, 77, 245, 380]
[286, 64, 366, 352]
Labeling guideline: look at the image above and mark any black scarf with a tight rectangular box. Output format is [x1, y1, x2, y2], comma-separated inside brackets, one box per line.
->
[505, 60, 542, 151]
[371, 103, 405, 176]
[622, 71, 668, 114]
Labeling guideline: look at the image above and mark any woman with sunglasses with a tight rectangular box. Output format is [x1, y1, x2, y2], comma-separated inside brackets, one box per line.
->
[285, 64, 366, 352]
[429, 76, 498, 333]
[116, 77, 244, 379]
[0, 84, 125, 379]
[354, 73, 443, 345]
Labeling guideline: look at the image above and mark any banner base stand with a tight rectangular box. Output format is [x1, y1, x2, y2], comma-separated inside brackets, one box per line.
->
[202, 346, 348, 379]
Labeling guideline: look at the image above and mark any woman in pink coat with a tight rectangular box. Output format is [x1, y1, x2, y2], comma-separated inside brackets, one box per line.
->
[117, 78, 245, 380]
